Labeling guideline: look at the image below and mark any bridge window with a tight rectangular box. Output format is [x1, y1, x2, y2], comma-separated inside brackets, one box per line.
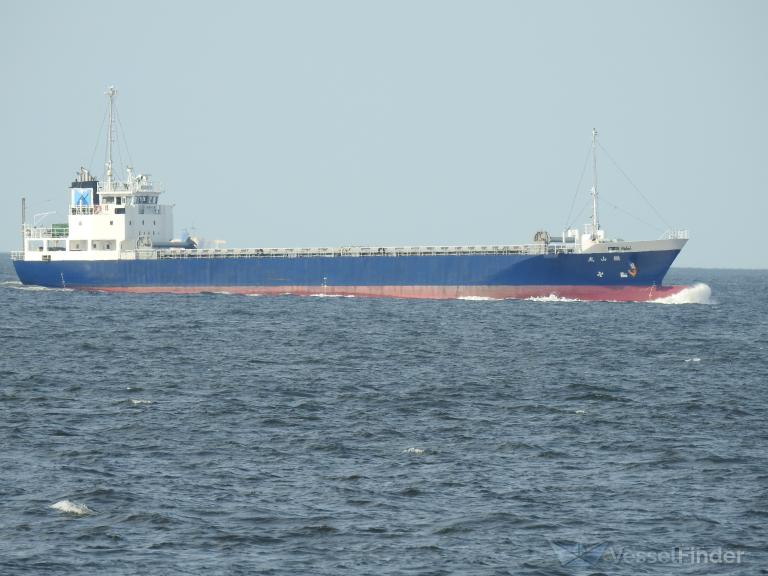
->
[91, 239, 117, 251]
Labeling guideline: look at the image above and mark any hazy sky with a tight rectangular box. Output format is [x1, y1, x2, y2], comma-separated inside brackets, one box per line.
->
[2, 0, 765, 268]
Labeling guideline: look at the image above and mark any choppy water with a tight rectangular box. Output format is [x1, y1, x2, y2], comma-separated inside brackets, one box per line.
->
[1, 257, 766, 575]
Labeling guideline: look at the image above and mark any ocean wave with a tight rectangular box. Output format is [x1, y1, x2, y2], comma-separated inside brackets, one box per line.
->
[402, 447, 427, 455]
[50, 499, 94, 515]
[651, 283, 713, 305]
[130, 399, 153, 405]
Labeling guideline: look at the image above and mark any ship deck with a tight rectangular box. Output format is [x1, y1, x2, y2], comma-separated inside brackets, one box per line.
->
[150, 243, 577, 259]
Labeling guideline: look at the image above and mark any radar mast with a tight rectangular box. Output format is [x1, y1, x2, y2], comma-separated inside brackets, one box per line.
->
[105, 86, 117, 192]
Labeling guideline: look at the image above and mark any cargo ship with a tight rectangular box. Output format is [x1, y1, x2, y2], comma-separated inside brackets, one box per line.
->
[12, 88, 689, 301]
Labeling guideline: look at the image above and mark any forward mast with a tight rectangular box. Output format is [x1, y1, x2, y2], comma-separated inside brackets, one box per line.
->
[591, 128, 600, 240]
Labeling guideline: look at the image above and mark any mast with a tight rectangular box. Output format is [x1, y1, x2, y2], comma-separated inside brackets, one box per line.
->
[105, 86, 117, 191]
[21, 197, 26, 251]
[590, 127, 600, 240]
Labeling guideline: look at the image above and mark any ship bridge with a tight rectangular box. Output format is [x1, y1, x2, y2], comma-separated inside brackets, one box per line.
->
[17, 87, 176, 262]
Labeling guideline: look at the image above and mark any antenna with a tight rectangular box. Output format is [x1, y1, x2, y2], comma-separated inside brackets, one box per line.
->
[591, 128, 600, 240]
[105, 86, 117, 191]
[33, 211, 56, 227]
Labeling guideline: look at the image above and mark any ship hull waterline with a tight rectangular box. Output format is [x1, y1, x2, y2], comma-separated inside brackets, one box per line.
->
[89, 284, 687, 301]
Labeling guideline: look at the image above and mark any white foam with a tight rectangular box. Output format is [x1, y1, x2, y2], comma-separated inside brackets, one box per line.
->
[684, 357, 702, 363]
[526, 294, 581, 303]
[130, 399, 152, 405]
[403, 447, 426, 455]
[651, 283, 713, 305]
[9, 284, 73, 292]
[457, 296, 501, 301]
[50, 499, 94, 515]
[308, 293, 354, 298]
[575, 409, 586, 414]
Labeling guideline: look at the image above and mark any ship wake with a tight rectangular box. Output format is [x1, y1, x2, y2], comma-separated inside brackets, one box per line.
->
[524, 294, 581, 303]
[650, 283, 713, 305]
[8, 284, 73, 292]
[457, 296, 502, 301]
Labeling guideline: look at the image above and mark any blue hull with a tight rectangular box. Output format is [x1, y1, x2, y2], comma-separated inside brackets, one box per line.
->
[13, 249, 681, 294]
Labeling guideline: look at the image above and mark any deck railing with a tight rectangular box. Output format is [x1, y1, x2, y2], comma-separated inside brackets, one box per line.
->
[146, 243, 576, 260]
[69, 203, 163, 215]
[23, 226, 69, 239]
[661, 229, 689, 240]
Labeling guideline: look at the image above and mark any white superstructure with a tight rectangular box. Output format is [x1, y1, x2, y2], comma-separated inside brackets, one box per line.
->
[19, 87, 175, 262]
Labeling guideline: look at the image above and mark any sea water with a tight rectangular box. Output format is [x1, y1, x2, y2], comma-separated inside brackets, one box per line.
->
[1, 257, 766, 575]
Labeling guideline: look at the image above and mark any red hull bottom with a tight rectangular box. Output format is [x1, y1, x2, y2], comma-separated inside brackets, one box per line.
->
[92, 284, 690, 302]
